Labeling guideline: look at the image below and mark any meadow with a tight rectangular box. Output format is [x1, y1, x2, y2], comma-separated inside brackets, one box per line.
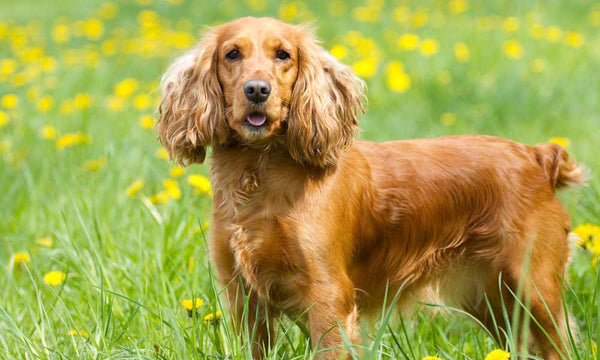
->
[1, 0, 600, 359]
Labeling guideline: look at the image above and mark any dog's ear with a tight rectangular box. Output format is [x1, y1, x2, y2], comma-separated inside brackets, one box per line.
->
[286, 26, 365, 168]
[157, 30, 228, 165]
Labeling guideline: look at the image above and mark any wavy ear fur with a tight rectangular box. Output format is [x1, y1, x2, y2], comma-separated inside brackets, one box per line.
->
[157, 30, 228, 165]
[286, 26, 365, 168]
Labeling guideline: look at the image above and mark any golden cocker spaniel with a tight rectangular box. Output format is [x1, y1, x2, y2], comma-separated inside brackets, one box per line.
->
[157, 17, 584, 360]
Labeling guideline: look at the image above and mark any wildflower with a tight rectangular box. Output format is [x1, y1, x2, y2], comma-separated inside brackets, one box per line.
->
[0, 111, 9, 127]
[564, 32, 584, 48]
[545, 26, 562, 42]
[549, 137, 570, 148]
[67, 329, 89, 337]
[139, 115, 155, 129]
[170, 166, 185, 178]
[83, 157, 107, 172]
[573, 223, 600, 248]
[420, 39, 439, 56]
[84, 18, 104, 41]
[440, 112, 457, 126]
[503, 40, 523, 59]
[392, 6, 410, 23]
[97, 2, 118, 20]
[411, 10, 428, 28]
[352, 58, 378, 78]
[155, 147, 169, 160]
[114, 78, 138, 98]
[163, 179, 181, 200]
[192, 221, 210, 234]
[485, 349, 510, 360]
[181, 298, 204, 315]
[11, 252, 31, 266]
[106, 96, 125, 111]
[447, 0, 467, 14]
[529, 23, 545, 38]
[502, 17, 520, 32]
[454, 42, 470, 62]
[330, 44, 348, 60]
[188, 175, 211, 194]
[530, 58, 546, 73]
[44, 270, 66, 286]
[204, 310, 222, 324]
[52, 24, 70, 43]
[188, 257, 194, 273]
[279, 3, 298, 22]
[36, 95, 54, 113]
[149, 191, 169, 204]
[40, 125, 57, 140]
[1, 94, 18, 109]
[36, 237, 53, 247]
[386, 61, 411, 93]
[101, 39, 117, 55]
[422, 357, 442, 360]
[0, 58, 17, 75]
[398, 33, 419, 50]
[74, 94, 92, 110]
[126, 180, 144, 198]
[133, 94, 152, 110]
[56, 132, 92, 149]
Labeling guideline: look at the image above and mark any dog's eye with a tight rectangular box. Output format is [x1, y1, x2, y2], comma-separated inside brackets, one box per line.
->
[226, 50, 241, 60]
[275, 50, 290, 60]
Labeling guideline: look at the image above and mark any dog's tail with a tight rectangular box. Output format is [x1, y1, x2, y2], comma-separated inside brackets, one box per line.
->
[533, 143, 587, 191]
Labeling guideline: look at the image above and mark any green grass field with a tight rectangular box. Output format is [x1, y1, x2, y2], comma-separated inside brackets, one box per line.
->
[1, 0, 600, 359]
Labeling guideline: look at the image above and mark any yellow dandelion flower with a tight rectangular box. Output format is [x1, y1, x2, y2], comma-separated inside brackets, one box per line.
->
[149, 191, 169, 204]
[187, 175, 212, 194]
[114, 78, 138, 98]
[352, 58, 378, 78]
[126, 180, 144, 198]
[392, 6, 410, 23]
[36, 95, 54, 113]
[440, 112, 457, 126]
[11, 252, 31, 265]
[503, 40, 523, 59]
[181, 298, 204, 311]
[52, 24, 70, 43]
[68, 329, 89, 337]
[454, 42, 470, 62]
[398, 33, 419, 50]
[530, 58, 546, 73]
[170, 166, 185, 178]
[133, 94, 151, 110]
[44, 270, 66, 286]
[447, 0, 468, 14]
[386, 61, 411, 93]
[247, 0, 266, 11]
[41, 57, 57, 73]
[40, 125, 57, 140]
[106, 96, 125, 111]
[163, 179, 181, 200]
[98, 2, 119, 20]
[192, 221, 210, 234]
[36, 236, 53, 247]
[139, 115, 155, 129]
[74, 94, 92, 110]
[1, 94, 19, 109]
[279, 3, 298, 22]
[564, 32, 584, 48]
[204, 310, 223, 324]
[573, 223, 600, 247]
[353, 6, 380, 23]
[420, 38, 439, 56]
[529, 23, 545, 39]
[545, 26, 562, 42]
[101, 39, 117, 56]
[0, 111, 9, 128]
[155, 147, 169, 160]
[0, 58, 17, 75]
[83, 157, 107, 172]
[330, 44, 348, 60]
[549, 137, 570, 148]
[59, 100, 75, 114]
[485, 349, 510, 360]
[411, 11, 428, 28]
[437, 71, 452, 85]
[188, 256, 194, 273]
[422, 357, 442, 360]
[56, 132, 92, 149]
[502, 17, 520, 32]
[83, 18, 104, 41]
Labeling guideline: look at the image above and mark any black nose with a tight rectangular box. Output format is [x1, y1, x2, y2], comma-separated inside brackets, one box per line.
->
[243, 80, 271, 103]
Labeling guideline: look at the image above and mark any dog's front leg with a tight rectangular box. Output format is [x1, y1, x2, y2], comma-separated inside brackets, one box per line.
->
[307, 277, 359, 360]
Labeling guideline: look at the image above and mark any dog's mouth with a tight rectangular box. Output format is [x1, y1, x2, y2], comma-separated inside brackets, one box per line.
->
[244, 113, 268, 129]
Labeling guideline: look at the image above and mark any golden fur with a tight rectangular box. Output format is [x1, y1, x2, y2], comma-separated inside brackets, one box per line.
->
[157, 17, 585, 360]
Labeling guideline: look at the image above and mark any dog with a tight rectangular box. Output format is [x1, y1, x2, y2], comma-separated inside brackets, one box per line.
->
[156, 17, 584, 360]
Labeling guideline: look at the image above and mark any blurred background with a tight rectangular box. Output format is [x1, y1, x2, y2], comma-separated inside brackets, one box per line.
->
[1, 0, 599, 359]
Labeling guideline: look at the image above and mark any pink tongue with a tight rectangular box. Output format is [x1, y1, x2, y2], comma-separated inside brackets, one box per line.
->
[247, 114, 266, 126]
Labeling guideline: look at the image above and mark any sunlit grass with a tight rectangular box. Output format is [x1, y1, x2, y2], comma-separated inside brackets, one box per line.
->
[1, 0, 600, 359]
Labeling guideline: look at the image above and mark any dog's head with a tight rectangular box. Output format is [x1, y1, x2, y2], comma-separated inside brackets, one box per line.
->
[157, 17, 365, 167]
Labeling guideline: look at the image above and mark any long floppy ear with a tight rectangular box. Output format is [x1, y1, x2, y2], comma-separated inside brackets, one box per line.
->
[286, 26, 365, 168]
[157, 30, 228, 165]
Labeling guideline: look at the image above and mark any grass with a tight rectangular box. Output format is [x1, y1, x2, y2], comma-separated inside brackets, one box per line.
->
[1, 0, 600, 359]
